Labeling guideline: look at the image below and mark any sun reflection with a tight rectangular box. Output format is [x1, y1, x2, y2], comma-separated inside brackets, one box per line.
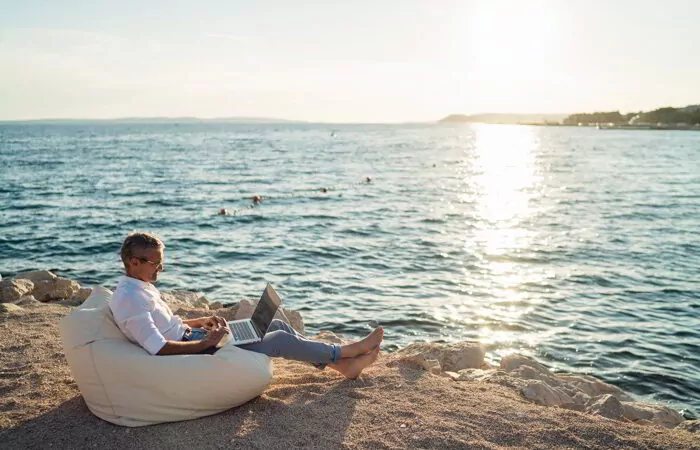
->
[465, 124, 545, 351]
[473, 124, 538, 225]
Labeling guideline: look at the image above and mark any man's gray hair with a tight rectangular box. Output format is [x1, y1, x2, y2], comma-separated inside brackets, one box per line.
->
[120, 232, 164, 267]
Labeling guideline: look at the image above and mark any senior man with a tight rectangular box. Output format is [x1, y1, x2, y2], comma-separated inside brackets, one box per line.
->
[109, 232, 383, 379]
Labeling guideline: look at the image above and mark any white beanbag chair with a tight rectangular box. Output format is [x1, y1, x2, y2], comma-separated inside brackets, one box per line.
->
[59, 286, 272, 427]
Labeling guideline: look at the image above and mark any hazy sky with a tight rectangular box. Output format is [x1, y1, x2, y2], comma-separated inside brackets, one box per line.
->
[1, 0, 699, 122]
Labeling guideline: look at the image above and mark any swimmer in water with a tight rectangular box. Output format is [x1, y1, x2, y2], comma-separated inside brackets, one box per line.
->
[320, 187, 328, 193]
[218, 209, 231, 216]
[251, 195, 264, 205]
[365, 176, 372, 183]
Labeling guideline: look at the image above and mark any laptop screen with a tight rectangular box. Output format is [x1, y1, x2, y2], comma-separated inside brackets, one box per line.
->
[251, 283, 281, 335]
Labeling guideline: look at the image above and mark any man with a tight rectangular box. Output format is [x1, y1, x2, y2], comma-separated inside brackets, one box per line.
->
[110, 232, 383, 378]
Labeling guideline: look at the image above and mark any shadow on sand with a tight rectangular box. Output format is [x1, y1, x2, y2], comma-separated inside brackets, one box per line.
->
[0, 375, 373, 449]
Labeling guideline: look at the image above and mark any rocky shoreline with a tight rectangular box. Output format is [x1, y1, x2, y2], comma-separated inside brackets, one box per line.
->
[1, 271, 698, 448]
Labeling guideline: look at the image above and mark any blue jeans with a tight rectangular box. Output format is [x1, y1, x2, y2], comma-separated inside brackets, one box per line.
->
[185, 319, 341, 369]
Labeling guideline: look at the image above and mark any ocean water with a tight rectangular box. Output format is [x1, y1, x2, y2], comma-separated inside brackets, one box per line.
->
[1, 122, 698, 416]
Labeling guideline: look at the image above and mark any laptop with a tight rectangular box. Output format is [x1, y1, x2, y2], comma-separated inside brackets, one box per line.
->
[226, 283, 282, 345]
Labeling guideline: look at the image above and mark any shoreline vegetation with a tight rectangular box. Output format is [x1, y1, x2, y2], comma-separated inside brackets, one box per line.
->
[1, 271, 699, 448]
[439, 104, 700, 131]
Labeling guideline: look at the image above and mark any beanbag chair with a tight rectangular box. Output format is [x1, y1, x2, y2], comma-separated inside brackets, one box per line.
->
[59, 286, 272, 427]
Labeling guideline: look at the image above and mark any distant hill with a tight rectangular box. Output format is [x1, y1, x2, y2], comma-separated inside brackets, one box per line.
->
[439, 113, 568, 125]
[562, 104, 700, 126]
[0, 117, 300, 125]
[678, 104, 700, 113]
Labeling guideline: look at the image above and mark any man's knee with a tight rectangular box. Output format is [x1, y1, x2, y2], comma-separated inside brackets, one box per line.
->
[264, 330, 294, 346]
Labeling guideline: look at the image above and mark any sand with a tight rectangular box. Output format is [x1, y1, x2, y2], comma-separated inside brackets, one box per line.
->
[1, 303, 698, 449]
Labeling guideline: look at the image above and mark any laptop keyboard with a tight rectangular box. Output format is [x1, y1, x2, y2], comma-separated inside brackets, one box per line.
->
[231, 321, 257, 341]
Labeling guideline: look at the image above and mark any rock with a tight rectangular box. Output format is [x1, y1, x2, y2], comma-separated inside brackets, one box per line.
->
[278, 308, 305, 335]
[233, 299, 255, 318]
[209, 301, 224, 310]
[444, 371, 460, 380]
[31, 278, 80, 302]
[0, 279, 34, 303]
[621, 402, 684, 429]
[676, 420, 700, 433]
[522, 380, 574, 407]
[17, 295, 40, 306]
[161, 290, 201, 307]
[557, 374, 633, 402]
[388, 353, 442, 374]
[215, 305, 239, 321]
[234, 298, 305, 335]
[194, 296, 210, 308]
[621, 401, 654, 422]
[500, 354, 633, 405]
[500, 354, 551, 374]
[60, 288, 93, 306]
[586, 394, 624, 420]
[15, 270, 57, 283]
[455, 368, 496, 381]
[392, 342, 485, 373]
[73, 288, 92, 302]
[313, 330, 346, 344]
[0, 303, 23, 314]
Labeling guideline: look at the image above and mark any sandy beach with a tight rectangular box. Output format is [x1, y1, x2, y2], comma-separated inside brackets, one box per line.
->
[1, 292, 698, 449]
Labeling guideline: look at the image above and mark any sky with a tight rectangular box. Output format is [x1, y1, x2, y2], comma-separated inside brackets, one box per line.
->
[1, 0, 699, 122]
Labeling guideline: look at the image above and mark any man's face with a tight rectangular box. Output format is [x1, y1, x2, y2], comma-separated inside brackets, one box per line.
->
[129, 247, 165, 283]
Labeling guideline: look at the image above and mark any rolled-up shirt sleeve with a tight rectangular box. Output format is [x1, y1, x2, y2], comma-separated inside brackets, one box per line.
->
[123, 311, 168, 355]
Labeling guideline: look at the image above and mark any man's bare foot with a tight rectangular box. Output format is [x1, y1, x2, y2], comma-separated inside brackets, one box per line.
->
[340, 327, 384, 358]
[329, 346, 380, 379]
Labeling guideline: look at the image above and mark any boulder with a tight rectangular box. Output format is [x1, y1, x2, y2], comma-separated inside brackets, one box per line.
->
[0, 279, 34, 303]
[17, 295, 40, 306]
[73, 287, 93, 302]
[500, 354, 551, 375]
[161, 290, 202, 308]
[194, 296, 211, 308]
[521, 380, 574, 407]
[234, 298, 305, 335]
[15, 270, 57, 283]
[586, 394, 624, 420]
[621, 402, 684, 429]
[557, 374, 633, 402]
[209, 301, 224, 310]
[0, 303, 23, 314]
[388, 353, 442, 374]
[60, 288, 93, 307]
[392, 342, 485, 373]
[210, 305, 239, 321]
[31, 278, 80, 302]
[675, 420, 700, 433]
[313, 330, 346, 344]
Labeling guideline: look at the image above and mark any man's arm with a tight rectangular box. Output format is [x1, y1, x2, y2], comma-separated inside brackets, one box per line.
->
[156, 339, 212, 355]
[156, 325, 229, 355]
[183, 315, 227, 330]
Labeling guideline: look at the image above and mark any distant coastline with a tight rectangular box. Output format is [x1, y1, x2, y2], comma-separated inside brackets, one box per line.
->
[439, 104, 700, 131]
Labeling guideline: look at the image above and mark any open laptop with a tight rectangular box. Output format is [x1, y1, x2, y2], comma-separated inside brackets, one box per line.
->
[226, 283, 282, 345]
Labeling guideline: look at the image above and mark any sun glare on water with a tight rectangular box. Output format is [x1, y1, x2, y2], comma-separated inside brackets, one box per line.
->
[452, 124, 549, 360]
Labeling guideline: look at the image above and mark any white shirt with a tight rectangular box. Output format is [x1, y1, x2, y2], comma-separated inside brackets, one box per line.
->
[110, 276, 188, 355]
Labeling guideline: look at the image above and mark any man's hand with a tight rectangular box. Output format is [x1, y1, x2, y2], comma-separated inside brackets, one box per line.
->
[201, 315, 227, 331]
[203, 324, 230, 348]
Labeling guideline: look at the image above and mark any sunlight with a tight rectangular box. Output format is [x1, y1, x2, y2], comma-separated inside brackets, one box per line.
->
[461, 124, 544, 348]
[461, 1, 560, 82]
[473, 124, 539, 239]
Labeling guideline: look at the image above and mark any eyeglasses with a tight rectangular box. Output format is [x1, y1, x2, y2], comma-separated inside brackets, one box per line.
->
[135, 257, 164, 270]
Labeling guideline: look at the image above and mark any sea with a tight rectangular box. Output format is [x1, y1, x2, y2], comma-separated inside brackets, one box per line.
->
[1, 122, 698, 417]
